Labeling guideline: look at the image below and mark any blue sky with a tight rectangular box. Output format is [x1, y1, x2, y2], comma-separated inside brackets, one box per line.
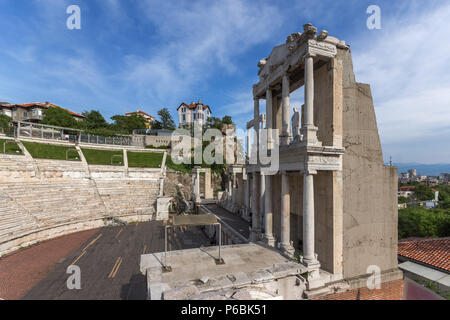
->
[0, 0, 449, 164]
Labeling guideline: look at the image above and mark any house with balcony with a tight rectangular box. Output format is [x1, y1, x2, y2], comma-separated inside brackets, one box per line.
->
[0, 102, 85, 123]
[177, 99, 211, 128]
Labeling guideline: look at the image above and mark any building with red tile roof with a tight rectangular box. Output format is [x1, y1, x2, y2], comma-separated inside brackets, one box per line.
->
[177, 99, 211, 127]
[0, 101, 84, 123]
[398, 238, 450, 272]
[125, 110, 155, 129]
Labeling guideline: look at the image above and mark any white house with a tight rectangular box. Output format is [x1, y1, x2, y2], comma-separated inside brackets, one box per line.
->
[177, 99, 211, 127]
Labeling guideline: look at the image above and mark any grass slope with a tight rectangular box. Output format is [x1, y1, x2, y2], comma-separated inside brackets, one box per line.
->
[0, 139, 23, 155]
[127, 152, 164, 168]
[81, 148, 124, 166]
[22, 141, 79, 161]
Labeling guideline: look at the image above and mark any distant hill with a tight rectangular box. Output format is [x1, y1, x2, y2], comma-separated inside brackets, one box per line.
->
[388, 163, 450, 176]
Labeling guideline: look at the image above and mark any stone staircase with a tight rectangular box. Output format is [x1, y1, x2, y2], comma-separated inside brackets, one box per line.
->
[0, 193, 39, 244]
[0, 181, 106, 231]
[95, 180, 160, 216]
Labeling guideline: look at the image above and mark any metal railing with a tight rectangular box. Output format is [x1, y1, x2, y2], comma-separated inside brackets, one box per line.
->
[11, 121, 134, 147]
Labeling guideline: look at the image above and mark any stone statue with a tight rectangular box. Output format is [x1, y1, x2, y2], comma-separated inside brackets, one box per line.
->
[292, 107, 301, 142]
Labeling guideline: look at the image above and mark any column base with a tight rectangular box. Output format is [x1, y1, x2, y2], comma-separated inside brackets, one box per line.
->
[279, 242, 295, 258]
[250, 229, 261, 242]
[300, 125, 322, 147]
[279, 135, 290, 146]
[300, 255, 321, 269]
[262, 234, 276, 247]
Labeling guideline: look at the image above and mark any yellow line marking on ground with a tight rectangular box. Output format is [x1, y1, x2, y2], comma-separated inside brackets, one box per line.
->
[111, 257, 123, 278]
[82, 234, 102, 252]
[142, 244, 147, 254]
[70, 251, 86, 266]
[115, 228, 123, 239]
[108, 257, 122, 278]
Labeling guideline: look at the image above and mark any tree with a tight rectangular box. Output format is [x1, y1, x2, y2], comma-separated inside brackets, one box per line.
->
[0, 114, 11, 132]
[398, 196, 409, 204]
[81, 110, 108, 130]
[414, 185, 434, 201]
[41, 107, 77, 128]
[205, 117, 224, 131]
[222, 115, 233, 125]
[157, 107, 176, 130]
[110, 114, 147, 134]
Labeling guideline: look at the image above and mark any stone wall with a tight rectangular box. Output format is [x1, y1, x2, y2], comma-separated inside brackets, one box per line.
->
[340, 48, 398, 279]
[0, 153, 162, 256]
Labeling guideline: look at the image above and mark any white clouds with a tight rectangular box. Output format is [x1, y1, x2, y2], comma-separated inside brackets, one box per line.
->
[352, 2, 450, 163]
[126, 0, 281, 105]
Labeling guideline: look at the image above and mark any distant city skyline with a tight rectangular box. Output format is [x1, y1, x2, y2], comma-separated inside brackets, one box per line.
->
[0, 0, 449, 163]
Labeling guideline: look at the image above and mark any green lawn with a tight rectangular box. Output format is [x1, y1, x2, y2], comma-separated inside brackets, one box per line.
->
[127, 151, 164, 168]
[0, 139, 23, 155]
[81, 148, 124, 166]
[22, 141, 80, 161]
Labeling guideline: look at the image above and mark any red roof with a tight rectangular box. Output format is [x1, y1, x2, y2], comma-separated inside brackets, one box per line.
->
[3, 102, 84, 118]
[398, 238, 450, 272]
[399, 186, 416, 191]
[125, 110, 154, 119]
[177, 101, 211, 112]
[45, 102, 85, 118]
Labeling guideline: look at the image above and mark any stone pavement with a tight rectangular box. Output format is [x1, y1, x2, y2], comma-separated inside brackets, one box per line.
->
[141, 243, 308, 300]
[202, 203, 250, 239]
[0, 228, 100, 300]
[3, 221, 211, 300]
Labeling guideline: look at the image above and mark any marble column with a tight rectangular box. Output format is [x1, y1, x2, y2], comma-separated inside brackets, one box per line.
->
[253, 98, 260, 164]
[280, 74, 290, 146]
[232, 172, 237, 209]
[244, 171, 250, 218]
[195, 170, 201, 202]
[263, 174, 275, 246]
[301, 53, 319, 146]
[250, 173, 260, 241]
[266, 88, 273, 150]
[302, 170, 319, 266]
[280, 171, 294, 255]
[259, 171, 265, 233]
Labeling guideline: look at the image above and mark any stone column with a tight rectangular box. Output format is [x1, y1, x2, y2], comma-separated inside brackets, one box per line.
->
[228, 174, 233, 198]
[253, 98, 260, 164]
[263, 174, 275, 246]
[280, 74, 290, 146]
[195, 170, 201, 203]
[280, 171, 294, 255]
[301, 53, 319, 146]
[259, 171, 265, 233]
[302, 170, 319, 266]
[266, 88, 273, 150]
[245, 171, 250, 218]
[250, 173, 260, 241]
[232, 172, 237, 209]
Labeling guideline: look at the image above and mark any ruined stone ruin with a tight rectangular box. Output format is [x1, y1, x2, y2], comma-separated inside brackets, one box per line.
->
[225, 23, 401, 291]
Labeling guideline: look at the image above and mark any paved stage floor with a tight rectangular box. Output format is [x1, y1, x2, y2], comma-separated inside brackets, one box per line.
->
[18, 221, 211, 300]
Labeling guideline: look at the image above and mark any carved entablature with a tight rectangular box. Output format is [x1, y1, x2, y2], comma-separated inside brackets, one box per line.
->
[307, 39, 337, 58]
[254, 23, 341, 98]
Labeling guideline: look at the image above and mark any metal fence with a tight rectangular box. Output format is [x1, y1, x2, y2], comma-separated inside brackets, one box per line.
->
[12, 121, 133, 146]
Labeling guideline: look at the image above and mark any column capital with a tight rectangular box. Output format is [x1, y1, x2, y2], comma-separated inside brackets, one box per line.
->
[303, 168, 317, 175]
[303, 52, 317, 61]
